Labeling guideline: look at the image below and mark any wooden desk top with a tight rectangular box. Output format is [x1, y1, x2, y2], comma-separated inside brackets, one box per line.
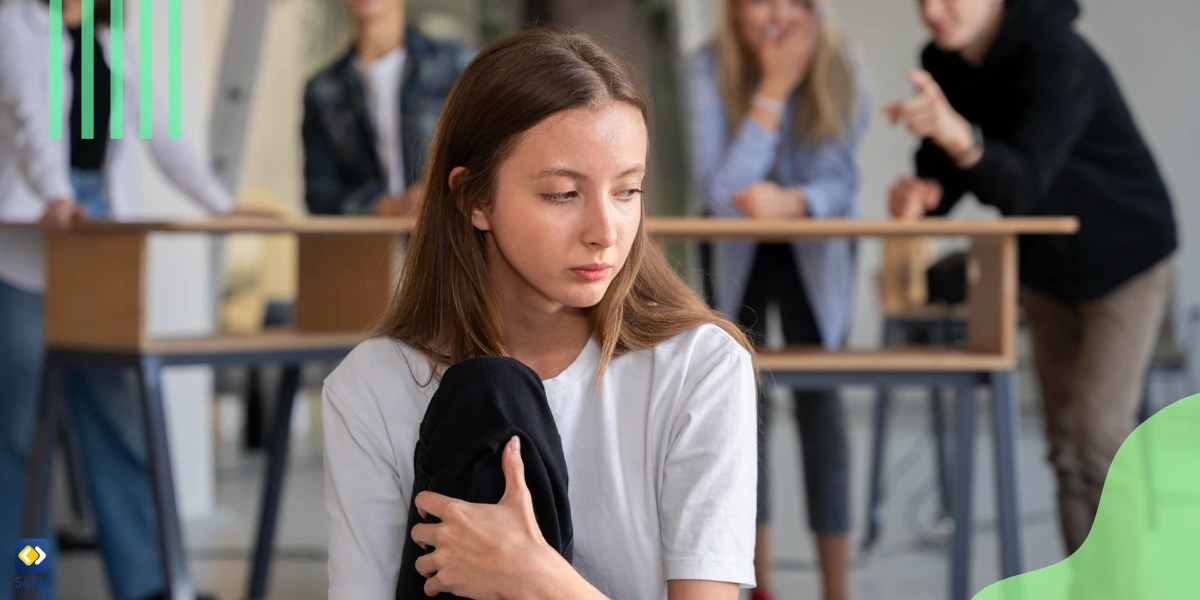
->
[49, 331, 1011, 372]
[757, 347, 1011, 372]
[647, 217, 1078, 239]
[50, 330, 367, 355]
[0, 216, 1079, 237]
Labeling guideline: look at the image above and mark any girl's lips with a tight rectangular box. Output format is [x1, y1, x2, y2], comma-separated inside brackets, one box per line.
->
[570, 265, 612, 281]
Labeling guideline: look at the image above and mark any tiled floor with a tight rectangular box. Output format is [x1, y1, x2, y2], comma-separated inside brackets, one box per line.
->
[58, 387, 1070, 600]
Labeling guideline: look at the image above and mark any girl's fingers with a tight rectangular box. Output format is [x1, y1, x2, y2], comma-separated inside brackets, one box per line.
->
[415, 552, 440, 578]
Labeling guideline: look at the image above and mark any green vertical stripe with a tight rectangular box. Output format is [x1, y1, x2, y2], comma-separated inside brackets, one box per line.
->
[109, 0, 123, 139]
[82, 0, 93, 139]
[139, 0, 151, 139]
[49, 0, 62, 139]
[169, 0, 180, 138]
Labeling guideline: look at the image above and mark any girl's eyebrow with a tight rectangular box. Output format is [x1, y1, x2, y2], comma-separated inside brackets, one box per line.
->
[533, 164, 645, 181]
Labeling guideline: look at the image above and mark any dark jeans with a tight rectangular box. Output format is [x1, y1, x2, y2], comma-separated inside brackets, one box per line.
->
[0, 170, 166, 600]
[396, 357, 574, 600]
[737, 244, 850, 535]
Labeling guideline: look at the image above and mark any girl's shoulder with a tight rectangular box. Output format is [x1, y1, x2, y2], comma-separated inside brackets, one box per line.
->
[324, 336, 440, 409]
[634, 323, 754, 383]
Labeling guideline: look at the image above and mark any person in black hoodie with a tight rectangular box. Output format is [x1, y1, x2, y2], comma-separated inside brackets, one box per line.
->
[885, 0, 1176, 555]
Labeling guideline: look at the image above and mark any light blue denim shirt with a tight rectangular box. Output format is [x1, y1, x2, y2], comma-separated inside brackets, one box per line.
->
[685, 44, 871, 349]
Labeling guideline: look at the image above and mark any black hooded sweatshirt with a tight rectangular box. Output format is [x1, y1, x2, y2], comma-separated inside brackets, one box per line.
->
[917, 0, 1177, 302]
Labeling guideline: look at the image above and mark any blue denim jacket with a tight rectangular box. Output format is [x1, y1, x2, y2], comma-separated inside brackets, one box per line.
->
[685, 45, 871, 348]
[302, 27, 472, 215]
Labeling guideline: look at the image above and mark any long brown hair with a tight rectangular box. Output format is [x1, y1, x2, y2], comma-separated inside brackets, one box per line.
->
[375, 27, 754, 382]
[717, 0, 857, 142]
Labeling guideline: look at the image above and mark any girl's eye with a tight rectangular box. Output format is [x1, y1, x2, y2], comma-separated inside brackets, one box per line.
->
[541, 191, 579, 204]
[616, 189, 644, 201]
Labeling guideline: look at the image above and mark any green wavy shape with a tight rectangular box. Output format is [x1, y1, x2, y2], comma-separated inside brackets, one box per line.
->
[973, 393, 1200, 600]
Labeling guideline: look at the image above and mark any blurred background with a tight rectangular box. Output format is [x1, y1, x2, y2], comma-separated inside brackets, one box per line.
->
[21, 0, 1197, 597]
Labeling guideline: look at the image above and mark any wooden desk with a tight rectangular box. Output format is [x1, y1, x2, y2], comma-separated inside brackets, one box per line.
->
[9, 215, 1077, 600]
[5, 215, 1076, 361]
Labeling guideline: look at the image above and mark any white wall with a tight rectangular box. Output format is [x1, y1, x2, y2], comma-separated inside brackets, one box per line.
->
[1075, 2, 1200, 345]
[129, 0, 217, 520]
[205, 0, 308, 213]
[676, 0, 1199, 352]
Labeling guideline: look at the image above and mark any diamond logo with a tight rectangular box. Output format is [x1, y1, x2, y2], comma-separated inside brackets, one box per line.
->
[14, 539, 50, 573]
[18, 545, 45, 567]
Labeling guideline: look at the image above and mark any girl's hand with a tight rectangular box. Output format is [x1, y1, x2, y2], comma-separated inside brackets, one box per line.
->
[733, 181, 807, 219]
[884, 69, 977, 165]
[40, 198, 87, 233]
[887, 176, 942, 220]
[411, 436, 571, 600]
[757, 11, 821, 101]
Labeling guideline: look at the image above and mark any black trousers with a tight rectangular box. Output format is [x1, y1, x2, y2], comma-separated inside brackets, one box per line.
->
[395, 357, 574, 599]
[736, 243, 851, 535]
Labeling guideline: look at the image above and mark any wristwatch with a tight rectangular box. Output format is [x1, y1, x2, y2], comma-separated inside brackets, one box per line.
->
[951, 123, 985, 167]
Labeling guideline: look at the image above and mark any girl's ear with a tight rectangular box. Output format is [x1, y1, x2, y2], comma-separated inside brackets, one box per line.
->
[451, 167, 490, 231]
[472, 206, 491, 231]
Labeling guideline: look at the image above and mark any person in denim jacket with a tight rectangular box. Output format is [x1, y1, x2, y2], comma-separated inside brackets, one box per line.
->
[302, 0, 472, 216]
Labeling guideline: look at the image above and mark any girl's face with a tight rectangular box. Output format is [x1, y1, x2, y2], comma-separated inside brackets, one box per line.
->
[342, 0, 403, 22]
[469, 101, 647, 314]
[58, 0, 110, 24]
[737, 0, 815, 49]
[919, 0, 1003, 52]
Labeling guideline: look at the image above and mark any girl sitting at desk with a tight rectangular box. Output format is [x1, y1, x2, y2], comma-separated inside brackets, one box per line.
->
[684, 1, 871, 599]
[322, 27, 759, 600]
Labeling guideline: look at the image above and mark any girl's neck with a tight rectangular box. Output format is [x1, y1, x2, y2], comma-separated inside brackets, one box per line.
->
[501, 297, 592, 381]
[355, 11, 406, 64]
[61, 2, 82, 26]
[489, 254, 593, 380]
[960, 3, 1005, 67]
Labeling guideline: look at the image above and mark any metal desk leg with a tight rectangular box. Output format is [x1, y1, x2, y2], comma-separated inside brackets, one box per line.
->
[59, 396, 93, 525]
[950, 380, 979, 600]
[991, 370, 1024, 579]
[245, 366, 267, 451]
[931, 322, 954, 520]
[247, 365, 301, 600]
[16, 356, 66, 600]
[863, 386, 892, 552]
[864, 319, 903, 552]
[931, 387, 953, 519]
[20, 355, 64, 540]
[136, 355, 196, 600]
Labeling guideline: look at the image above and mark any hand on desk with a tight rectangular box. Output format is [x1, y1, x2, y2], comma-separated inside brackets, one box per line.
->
[39, 198, 87, 233]
[373, 185, 422, 217]
[733, 181, 807, 219]
[888, 176, 942, 220]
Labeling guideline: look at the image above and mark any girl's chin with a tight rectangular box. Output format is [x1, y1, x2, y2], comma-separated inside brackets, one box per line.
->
[555, 284, 612, 310]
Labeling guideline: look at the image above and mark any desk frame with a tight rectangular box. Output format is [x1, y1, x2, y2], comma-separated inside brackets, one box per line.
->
[20, 344, 356, 600]
[10, 217, 1076, 600]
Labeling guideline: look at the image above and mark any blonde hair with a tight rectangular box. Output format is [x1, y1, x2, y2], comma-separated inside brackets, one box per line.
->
[717, 0, 858, 142]
[375, 28, 755, 383]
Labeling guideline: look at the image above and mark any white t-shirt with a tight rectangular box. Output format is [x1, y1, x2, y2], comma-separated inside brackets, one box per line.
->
[356, 46, 407, 194]
[322, 323, 758, 599]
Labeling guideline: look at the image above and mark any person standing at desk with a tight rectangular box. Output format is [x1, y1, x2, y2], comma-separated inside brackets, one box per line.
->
[302, 0, 472, 217]
[0, 0, 235, 598]
[685, 1, 870, 599]
[887, 0, 1177, 556]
